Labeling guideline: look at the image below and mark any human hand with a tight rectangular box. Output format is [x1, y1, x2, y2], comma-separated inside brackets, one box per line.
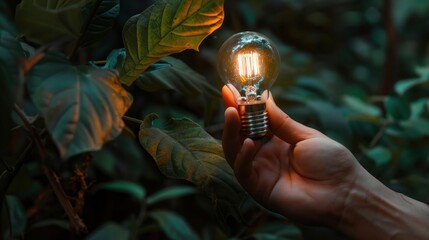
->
[222, 86, 361, 226]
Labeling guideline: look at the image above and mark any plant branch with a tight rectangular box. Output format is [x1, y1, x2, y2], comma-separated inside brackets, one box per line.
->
[91, 60, 107, 65]
[381, 0, 397, 95]
[13, 104, 47, 161]
[369, 121, 388, 148]
[70, 0, 103, 61]
[13, 104, 87, 234]
[123, 116, 144, 125]
[41, 165, 87, 233]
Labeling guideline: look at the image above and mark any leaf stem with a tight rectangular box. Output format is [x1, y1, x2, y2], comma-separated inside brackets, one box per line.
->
[91, 60, 107, 65]
[13, 104, 88, 234]
[41, 165, 87, 233]
[69, 0, 103, 61]
[123, 116, 144, 125]
[369, 120, 390, 148]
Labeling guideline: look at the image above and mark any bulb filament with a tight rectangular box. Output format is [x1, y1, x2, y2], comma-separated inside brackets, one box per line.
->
[237, 52, 260, 82]
[237, 52, 262, 102]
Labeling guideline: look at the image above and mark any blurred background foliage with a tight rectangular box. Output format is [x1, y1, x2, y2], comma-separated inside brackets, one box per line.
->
[2, 0, 429, 239]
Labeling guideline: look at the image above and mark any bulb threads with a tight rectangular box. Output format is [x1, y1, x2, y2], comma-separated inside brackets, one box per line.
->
[238, 103, 268, 139]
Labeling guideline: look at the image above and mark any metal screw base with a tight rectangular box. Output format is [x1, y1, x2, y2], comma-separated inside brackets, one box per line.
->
[238, 103, 268, 139]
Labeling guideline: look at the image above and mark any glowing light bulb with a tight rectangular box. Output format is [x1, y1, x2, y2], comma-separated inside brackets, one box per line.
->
[217, 31, 280, 139]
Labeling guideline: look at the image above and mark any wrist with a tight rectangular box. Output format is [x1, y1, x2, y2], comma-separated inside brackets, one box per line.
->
[336, 167, 429, 239]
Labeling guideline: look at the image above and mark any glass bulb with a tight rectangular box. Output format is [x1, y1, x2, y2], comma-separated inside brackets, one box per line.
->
[217, 31, 280, 139]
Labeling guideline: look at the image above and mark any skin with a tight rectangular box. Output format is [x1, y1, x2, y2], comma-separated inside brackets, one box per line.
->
[222, 86, 429, 239]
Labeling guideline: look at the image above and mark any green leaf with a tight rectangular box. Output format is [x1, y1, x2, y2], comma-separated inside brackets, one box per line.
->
[399, 118, 429, 137]
[139, 114, 255, 234]
[102, 48, 126, 70]
[410, 98, 429, 119]
[136, 57, 220, 97]
[395, 77, 429, 95]
[365, 147, 391, 167]
[93, 180, 146, 201]
[15, 0, 92, 45]
[149, 210, 198, 240]
[120, 0, 224, 85]
[384, 96, 411, 121]
[5, 195, 26, 237]
[80, 0, 120, 47]
[26, 52, 132, 159]
[147, 185, 196, 206]
[85, 222, 129, 240]
[343, 95, 381, 117]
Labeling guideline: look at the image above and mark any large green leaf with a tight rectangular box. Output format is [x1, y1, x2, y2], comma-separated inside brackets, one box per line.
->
[120, 0, 224, 85]
[149, 210, 198, 240]
[139, 114, 254, 234]
[15, 0, 92, 45]
[80, 0, 120, 47]
[136, 57, 220, 97]
[26, 52, 132, 159]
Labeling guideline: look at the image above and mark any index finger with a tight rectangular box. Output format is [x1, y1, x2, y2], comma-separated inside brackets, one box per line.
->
[222, 85, 238, 109]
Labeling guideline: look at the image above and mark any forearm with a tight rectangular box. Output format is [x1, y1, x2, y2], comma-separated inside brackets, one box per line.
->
[337, 169, 429, 239]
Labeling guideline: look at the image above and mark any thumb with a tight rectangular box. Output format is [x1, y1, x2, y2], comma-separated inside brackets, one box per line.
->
[266, 96, 323, 144]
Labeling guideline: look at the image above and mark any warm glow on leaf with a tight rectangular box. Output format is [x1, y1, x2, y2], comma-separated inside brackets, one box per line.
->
[27, 53, 132, 159]
[139, 114, 256, 234]
[120, 0, 224, 85]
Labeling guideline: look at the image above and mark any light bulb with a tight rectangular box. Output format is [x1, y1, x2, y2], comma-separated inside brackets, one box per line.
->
[217, 31, 280, 139]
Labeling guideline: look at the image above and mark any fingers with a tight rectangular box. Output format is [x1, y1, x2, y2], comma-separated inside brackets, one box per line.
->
[234, 138, 258, 180]
[222, 86, 256, 180]
[266, 96, 324, 144]
[222, 85, 238, 109]
[222, 107, 241, 167]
